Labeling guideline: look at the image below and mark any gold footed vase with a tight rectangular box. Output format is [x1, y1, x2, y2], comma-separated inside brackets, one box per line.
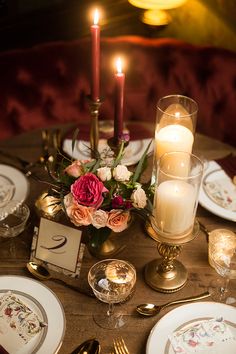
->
[86, 228, 128, 259]
[86, 216, 133, 259]
[145, 220, 200, 293]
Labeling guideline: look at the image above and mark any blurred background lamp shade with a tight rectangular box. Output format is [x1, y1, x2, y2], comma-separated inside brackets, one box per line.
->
[128, 0, 187, 10]
[142, 9, 171, 25]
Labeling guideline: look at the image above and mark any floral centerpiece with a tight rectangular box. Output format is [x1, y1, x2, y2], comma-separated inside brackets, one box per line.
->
[47, 137, 152, 250]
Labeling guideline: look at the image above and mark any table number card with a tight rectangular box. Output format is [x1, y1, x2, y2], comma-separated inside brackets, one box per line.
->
[30, 218, 85, 278]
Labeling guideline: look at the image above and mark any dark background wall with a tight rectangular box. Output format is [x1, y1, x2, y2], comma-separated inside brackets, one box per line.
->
[0, 0, 236, 52]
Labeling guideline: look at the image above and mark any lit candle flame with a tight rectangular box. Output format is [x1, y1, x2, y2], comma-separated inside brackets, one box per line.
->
[116, 57, 122, 74]
[93, 9, 99, 25]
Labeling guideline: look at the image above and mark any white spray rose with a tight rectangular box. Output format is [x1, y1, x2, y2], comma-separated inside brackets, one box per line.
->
[97, 166, 112, 181]
[113, 165, 132, 182]
[131, 187, 147, 208]
[92, 209, 109, 228]
[64, 193, 74, 208]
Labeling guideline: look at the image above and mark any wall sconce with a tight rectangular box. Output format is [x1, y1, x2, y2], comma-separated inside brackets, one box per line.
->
[128, 0, 187, 26]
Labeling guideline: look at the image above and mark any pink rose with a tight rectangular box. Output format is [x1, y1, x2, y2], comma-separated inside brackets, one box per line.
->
[66, 202, 94, 227]
[107, 209, 130, 232]
[71, 173, 108, 208]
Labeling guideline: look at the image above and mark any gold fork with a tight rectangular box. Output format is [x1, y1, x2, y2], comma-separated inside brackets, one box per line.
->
[113, 337, 130, 354]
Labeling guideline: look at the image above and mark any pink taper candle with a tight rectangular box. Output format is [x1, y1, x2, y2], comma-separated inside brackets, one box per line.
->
[114, 57, 125, 142]
[91, 9, 100, 101]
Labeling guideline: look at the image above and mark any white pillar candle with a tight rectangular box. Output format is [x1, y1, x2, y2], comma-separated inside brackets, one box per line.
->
[155, 124, 194, 160]
[154, 180, 196, 236]
[155, 124, 194, 177]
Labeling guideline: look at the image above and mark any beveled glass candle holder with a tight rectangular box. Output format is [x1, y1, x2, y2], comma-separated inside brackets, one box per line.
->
[151, 94, 198, 186]
[147, 94, 198, 241]
[145, 151, 204, 293]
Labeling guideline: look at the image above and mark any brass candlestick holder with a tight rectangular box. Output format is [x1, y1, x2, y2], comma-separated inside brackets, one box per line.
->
[88, 97, 102, 158]
[107, 136, 129, 156]
[145, 219, 200, 293]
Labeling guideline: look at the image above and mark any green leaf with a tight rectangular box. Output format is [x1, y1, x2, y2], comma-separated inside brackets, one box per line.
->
[132, 139, 153, 183]
[72, 128, 80, 153]
[112, 141, 125, 167]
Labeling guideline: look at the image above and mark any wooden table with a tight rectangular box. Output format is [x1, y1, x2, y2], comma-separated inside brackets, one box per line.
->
[0, 124, 236, 354]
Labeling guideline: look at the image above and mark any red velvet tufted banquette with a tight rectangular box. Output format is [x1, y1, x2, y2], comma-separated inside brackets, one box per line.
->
[0, 36, 236, 146]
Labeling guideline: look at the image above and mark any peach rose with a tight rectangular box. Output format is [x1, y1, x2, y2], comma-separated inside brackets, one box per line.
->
[107, 209, 130, 232]
[64, 160, 90, 178]
[66, 203, 94, 227]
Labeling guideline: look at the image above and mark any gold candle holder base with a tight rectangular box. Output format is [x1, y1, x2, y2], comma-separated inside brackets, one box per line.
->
[107, 136, 129, 156]
[145, 258, 187, 293]
[87, 97, 102, 158]
[144, 220, 200, 293]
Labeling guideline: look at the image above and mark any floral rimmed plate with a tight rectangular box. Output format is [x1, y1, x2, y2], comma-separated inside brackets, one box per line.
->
[0, 164, 29, 209]
[146, 302, 236, 354]
[63, 138, 153, 166]
[0, 275, 66, 354]
[198, 161, 236, 221]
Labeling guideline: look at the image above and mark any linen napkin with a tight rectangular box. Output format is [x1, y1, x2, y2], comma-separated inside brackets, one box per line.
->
[169, 318, 236, 354]
[0, 291, 43, 354]
[215, 154, 236, 183]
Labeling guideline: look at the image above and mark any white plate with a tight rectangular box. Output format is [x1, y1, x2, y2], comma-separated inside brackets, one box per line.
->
[0, 164, 29, 207]
[198, 160, 236, 221]
[146, 302, 236, 354]
[0, 275, 66, 354]
[63, 138, 153, 166]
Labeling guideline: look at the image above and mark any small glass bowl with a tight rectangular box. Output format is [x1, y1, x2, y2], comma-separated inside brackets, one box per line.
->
[0, 202, 30, 238]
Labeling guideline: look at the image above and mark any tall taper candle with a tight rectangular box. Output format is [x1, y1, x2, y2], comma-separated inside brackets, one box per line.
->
[91, 9, 100, 101]
[114, 57, 125, 142]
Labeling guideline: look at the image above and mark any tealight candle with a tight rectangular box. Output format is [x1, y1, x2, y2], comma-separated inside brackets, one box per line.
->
[35, 192, 61, 220]
[105, 261, 133, 284]
[154, 180, 196, 236]
[208, 229, 236, 268]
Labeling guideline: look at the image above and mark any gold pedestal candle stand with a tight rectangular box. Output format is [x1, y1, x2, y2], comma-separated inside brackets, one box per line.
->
[145, 220, 200, 293]
[88, 98, 102, 158]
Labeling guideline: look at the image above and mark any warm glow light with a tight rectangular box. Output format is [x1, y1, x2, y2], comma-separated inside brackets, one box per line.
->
[93, 8, 99, 25]
[116, 57, 122, 74]
[128, 0, 187, 10]
[142, 9, 171, 25]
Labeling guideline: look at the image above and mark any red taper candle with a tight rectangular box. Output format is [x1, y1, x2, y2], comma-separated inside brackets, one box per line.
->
[114, 57, 125, 142]
[91, 9, 100, 101]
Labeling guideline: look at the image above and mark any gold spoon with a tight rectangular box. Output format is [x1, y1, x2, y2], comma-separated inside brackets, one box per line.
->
[136, 291, 211, 317]
[70, 338, 100, 354]
[26, 261, 94, 297]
